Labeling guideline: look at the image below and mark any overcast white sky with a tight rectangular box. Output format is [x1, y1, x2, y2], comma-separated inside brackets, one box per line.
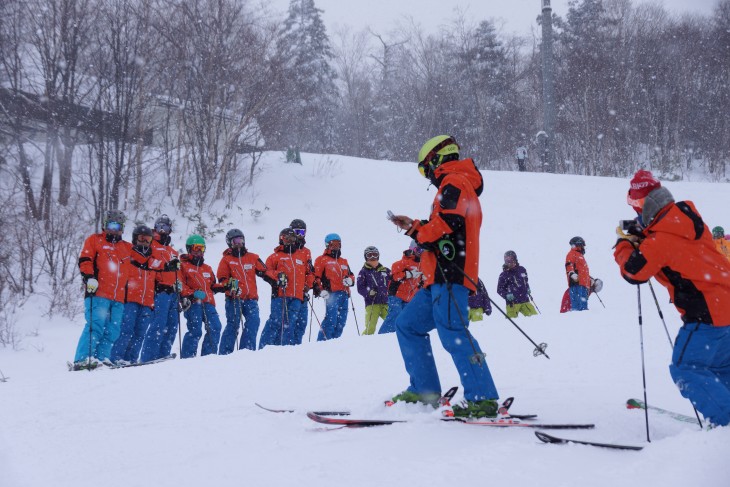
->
[267, 0, 719, 37]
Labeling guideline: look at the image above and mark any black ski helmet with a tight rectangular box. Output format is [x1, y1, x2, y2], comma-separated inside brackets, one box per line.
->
[279, 227, 297, 245]
[132, 224, 154, 244]
[569, 236, 586, 248]
[290, 219, 306, 231]
[226, 228, 245, 248]
[154, 214, 173, 234]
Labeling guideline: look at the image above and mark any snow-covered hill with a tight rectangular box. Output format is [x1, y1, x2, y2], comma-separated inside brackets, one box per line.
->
[2, 152, 729, 487]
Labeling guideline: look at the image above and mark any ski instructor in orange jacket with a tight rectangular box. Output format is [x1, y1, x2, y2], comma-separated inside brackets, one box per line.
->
[614, 170, 730, 427]
[388, 135, 500, 418]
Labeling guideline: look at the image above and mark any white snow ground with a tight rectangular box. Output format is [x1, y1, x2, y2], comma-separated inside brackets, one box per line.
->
[2, 152, 730, 487]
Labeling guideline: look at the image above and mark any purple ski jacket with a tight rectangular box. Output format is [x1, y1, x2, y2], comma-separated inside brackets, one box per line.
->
[497, 265, 531, 305]
[357, 263, 391, 306]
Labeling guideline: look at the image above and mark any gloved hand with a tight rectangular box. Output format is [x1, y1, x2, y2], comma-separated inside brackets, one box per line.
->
[174, 280, 183, 293]
[591, 277, 603, 293]
[277, 272, 288, 287]
[85, 278, 99, 294]
[228, 278, 239, 292]
[180, 297, 191, 312]
[193, 290, 206, 301]
[569, 272, 579, 283]
[167, 257, 181, 270]
[303, 285, 310, 295]
[342, 277, 354, 287]
[368, 289, 377, 296]
[506, 293, 515, 302]
[405, 270, 423, 279]
[468, 307, 484, 322]
[320, 290, 330, 300]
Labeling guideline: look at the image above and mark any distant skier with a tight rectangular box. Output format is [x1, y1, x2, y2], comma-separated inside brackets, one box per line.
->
[179, 235, 225, 358]
[562, 236, 601, 312]
[615, 169, 730, 427]
[713, 226, 730, 262]
[356, 246, 391, 335]
[259, 228, 314, 348]
[515, 146, 528, 172]
[313, 233, 355, 340]
[217, 229, 267, 353]
[110, 225, 156, 365]
[497, 251, 537, 318]
[379, 241, 423, 334]
[468, 278, 492, 322]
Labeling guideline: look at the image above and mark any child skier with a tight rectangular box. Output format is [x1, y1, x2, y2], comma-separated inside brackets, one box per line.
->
[356, 246, 391, 335]
[497, 251, 537, 318]
[379, 241, 423, 334]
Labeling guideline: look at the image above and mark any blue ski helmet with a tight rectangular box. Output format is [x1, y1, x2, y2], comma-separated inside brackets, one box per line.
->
[325, 233, 341, 244]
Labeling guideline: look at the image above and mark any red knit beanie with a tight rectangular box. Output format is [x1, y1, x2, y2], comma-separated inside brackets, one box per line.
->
[628, 170, 661, 200]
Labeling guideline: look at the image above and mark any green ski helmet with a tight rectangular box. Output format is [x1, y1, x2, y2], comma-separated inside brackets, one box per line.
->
[712, 226, 725, 239]
[417, 135, 460, 179]
[185, 234, 206, 253]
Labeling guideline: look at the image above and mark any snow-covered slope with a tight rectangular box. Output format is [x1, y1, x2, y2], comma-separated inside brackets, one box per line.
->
[2, 152, 729, 487]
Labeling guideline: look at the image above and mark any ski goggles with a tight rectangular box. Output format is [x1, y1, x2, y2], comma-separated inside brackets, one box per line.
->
[105, 221, 124, 232]
[626, 193, 645, 211]
[365, 251, 379, 260]
[155, 222, 172, 233]
[189, 244, 206, 253]
[231, 236, 244, 246]
[293, 228, 306, 237]
[136, 235, 153, 244]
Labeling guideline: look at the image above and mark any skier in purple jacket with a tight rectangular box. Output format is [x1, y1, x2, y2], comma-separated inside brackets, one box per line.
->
[356, 246, 391, 334]
[468, 278, 492, 322]
[496, 251, 537, 319]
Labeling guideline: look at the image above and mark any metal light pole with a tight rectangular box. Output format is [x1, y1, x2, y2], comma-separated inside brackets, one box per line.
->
[540, 0, 556, 173]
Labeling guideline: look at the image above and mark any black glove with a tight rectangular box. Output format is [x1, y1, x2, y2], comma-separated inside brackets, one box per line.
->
[165, 258, 181, 271]
[180, 297, 191, 312]
[277, 272, 288, 287]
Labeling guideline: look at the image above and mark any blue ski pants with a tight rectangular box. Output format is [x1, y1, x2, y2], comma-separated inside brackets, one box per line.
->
[669, 322, 730, 426]
[569, 285, 589, 311]
[219, 298, 261, 353]
[292, 295, 310, 345]
[110, 302, 154, 363]
[317, 291, 349, 341]
[379, 296, 405, 334]
[259, 297, 303, 349]
[395, 284, 499, 402]
[74, 297, 125, 363]
[140, 292, 179, 362]
[181, 302, 222, 358]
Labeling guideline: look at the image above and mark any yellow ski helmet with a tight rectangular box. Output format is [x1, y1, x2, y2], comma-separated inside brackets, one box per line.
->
[417, 135, 460, 178]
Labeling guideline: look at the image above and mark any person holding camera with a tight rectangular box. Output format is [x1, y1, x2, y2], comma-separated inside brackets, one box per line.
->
[614, 170, 730, 427]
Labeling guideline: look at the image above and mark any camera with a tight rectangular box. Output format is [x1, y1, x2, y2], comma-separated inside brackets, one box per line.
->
[620, 219, 643, 236]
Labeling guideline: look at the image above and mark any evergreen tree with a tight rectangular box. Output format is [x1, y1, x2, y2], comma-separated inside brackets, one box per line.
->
[276, 0, 338, 152]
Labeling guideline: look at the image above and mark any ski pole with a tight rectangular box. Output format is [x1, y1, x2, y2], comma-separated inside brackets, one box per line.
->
[88, 292, 94, 371]
[636, 284, 651, 442]
[647, 279, 703, 428]
[305, 294, 327, 339]
[308, 296, 314, 342]
[592, 291, 606, 308]
[488, 297, 550, 359]
[348, 289, 361, 336]
[529, 293, 541, 314]
[175, 267, 183, 358]
[281, 295, 288, 346]
[442, 257, 549, 359]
